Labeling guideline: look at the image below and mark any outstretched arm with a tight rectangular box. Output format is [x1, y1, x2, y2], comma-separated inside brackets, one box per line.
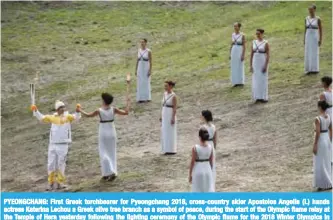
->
[80, 109, 99, 118]
[31, 105, 52, 123]
[115, 80, 131, 116]
[67, 105, 82, 123]
[114, 107, 129, 116]
[114, 98, 130, 116]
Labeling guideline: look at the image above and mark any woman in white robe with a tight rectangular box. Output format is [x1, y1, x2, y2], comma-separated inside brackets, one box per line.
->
[80, 81, 130, 181]
[189, 128, 214, 192]
[250, 29, 270, 103]
[160, 81, 177, 155]
[135, 38, 152, 103]
[200, 110, 217, 190]
[304, 5, 322, 75]
[319, 76, 332, 122]
[319, 76, 332, 166]
[313, 101, 332, 191]
[230, 22, 246, 87]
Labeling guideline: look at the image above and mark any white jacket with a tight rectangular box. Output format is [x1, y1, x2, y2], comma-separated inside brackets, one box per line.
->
[35, 110, 81, 144]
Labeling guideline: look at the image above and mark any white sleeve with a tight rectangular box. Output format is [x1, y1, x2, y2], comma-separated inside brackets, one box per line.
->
[73, 112, 81, 122]
[34, 110, 45, 121]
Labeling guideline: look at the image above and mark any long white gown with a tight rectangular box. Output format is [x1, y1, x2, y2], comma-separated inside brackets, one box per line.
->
[192, 144, 214, 192]
[136, 48, 151, 101]
[161, 92, 177, 153]
[305, 16, 320, 73]
[98, 107, 117, 176]
[201, 123, 216, 189]
[230, 33, 245, 85]
[313, 115, 332, 189]
[252, 39, 269, 101]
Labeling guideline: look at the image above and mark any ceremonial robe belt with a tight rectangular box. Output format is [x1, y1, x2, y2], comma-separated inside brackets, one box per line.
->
[253, 51, 266, 54]
[138, 58, 149, 62]
[100, 120, 114, 123]
[195, 159, 210, 162]
[163, 105, 174, 108]
[306, 26, 318, 29]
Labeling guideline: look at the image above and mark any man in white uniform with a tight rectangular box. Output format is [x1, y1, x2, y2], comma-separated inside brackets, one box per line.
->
[31, 101, 81, 191]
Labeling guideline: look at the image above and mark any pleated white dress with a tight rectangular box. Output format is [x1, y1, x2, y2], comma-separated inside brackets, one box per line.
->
[192, 144, 214, 192]
[98, 107, 117, 176]
[313, 115, 332, 189]
[161, 92, 177, 153]
[305, 16, 320, 74]
[252, 40, 269, 101]
[230, 33, 245, 85]
[136, 48, 151, 101]
[201, 123, 216, 188]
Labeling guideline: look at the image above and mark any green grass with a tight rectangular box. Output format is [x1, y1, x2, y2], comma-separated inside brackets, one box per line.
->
[1, 1, 332, 119]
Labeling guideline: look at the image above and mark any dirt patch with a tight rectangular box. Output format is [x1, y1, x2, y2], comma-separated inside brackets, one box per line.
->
[1, 78, 323, 192]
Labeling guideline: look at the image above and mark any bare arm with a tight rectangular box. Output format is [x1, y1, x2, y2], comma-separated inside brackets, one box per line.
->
[171, 96, 177, 124]
[229, 41, 233, 59]
[263, 43, 270, 72]
[318, 18, 322, 46]
[80, 109, 99, 118]
[148, 51, 152, 75]
[250, 45, 254, 72]
[319, 93, 326, 101]
[135, 60, 139, 76]
[265, 43, 270, 67]
[313, 118, 320, 155]
[209, 148, 213, 169]
[329, 123, 332, 142]
[241, 35, 246, 61]
[115, 80, 131, 116]
[189, 147, 196, 182]
[213, 130, 217, 149]
[114, 107, 129, 116]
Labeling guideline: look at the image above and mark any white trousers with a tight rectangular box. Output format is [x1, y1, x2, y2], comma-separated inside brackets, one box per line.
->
[48, 143, 69, 184]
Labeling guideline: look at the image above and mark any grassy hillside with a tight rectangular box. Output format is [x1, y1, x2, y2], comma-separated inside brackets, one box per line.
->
[1, 1, 332, 192]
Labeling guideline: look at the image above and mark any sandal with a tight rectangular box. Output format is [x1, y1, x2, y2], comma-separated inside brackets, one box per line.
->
[101, 176, 108, 181]
[107, 174, 117, 182]
[46, 184, 54, 191]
